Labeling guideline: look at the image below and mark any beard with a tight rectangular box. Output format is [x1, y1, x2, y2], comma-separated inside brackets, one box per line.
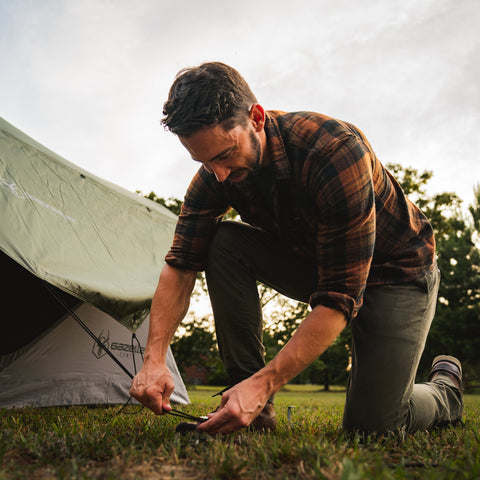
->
[228, 131, 265, 185]
[249, 130, 262, 170]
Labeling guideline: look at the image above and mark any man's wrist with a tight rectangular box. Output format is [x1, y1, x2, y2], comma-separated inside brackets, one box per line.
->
[143, 344, 168, 367]
[250, 364, 286, 398]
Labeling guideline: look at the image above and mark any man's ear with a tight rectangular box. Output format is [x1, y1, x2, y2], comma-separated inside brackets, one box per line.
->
[250, 104, 266, 132]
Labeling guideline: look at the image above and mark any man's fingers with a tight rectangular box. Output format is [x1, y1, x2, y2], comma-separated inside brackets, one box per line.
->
[136, 384, 164, 414]
[197, 404, 249, 434]
[162, 382, 175, 411]
[129, 372, 174, 415]
[200, 417, 245, 434]
[128, 375, 139, 398]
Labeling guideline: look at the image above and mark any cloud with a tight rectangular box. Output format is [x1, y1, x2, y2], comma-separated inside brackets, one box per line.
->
[0, 0, 478, 204]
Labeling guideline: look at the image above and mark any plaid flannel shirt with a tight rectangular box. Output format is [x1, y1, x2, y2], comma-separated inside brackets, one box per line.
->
[165, 111, 435, 321]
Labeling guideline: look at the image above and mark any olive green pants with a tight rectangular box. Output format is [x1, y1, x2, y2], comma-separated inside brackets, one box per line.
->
[205, 221, 463, 434]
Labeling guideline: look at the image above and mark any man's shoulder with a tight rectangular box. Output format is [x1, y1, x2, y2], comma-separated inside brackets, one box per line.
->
[266, 110, 357, 137]
[266, 111, 362, 155]
[266, 110, 332, 124]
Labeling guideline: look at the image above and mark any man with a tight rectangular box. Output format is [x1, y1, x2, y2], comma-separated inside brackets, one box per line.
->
[130, 62, 463, 435]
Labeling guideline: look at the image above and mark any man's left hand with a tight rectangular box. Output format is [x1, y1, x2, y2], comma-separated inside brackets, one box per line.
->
[196, 377, 269, 434]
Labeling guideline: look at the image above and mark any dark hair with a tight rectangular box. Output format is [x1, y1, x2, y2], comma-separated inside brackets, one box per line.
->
[161, 62, 257, 137]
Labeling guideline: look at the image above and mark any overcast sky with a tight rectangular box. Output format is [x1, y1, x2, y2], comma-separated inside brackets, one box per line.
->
[1, 0, 479, 207]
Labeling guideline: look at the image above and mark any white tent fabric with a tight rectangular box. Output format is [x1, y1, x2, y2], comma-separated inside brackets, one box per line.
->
[0, 117, 189, 407]
[0, 303, 189, 408]
[0, 116, 178, 332]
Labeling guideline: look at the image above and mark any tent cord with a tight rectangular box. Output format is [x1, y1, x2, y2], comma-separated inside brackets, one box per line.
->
[131, 332, 144, 375]
[113, 334, 146, 416]
[42, 282, 152, 417]
[42, 281, 134, 380]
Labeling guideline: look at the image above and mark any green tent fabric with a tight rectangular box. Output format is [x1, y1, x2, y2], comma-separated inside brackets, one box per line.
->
[0, 117, 177, 333]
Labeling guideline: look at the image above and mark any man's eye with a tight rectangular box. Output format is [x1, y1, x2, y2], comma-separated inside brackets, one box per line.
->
[218, 153, 231, 161]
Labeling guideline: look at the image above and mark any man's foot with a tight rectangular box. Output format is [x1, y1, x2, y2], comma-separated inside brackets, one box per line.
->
[175, 421, 200, 434]
[250, 400, 277, 431]
[429, 355, 463, 391]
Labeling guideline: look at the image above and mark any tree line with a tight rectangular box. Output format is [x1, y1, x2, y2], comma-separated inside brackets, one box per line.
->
[141, 163, 480, 390]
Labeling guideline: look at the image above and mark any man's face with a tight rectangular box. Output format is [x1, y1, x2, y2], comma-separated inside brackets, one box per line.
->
[179, 121, 262, 184]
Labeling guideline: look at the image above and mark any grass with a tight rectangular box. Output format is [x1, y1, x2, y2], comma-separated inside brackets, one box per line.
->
[0, 386, 479, 479]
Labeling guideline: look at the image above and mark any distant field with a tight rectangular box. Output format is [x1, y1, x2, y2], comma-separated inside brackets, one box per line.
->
[1, 386, 479, 479]
[188, 384, 347, 408]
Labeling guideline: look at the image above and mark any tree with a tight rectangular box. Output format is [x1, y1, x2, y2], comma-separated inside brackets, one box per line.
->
[385, 166, 480, 387]
[419, 188, 480, 386]
[139, 192, 183, 215]
[170, 317, 229, 385]
[260, 283, 351, 390]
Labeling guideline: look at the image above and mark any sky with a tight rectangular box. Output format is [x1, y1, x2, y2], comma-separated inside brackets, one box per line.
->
[1, 0, 479, 207]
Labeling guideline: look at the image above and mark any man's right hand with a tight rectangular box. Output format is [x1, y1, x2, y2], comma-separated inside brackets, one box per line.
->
[129, 363, 175, 415]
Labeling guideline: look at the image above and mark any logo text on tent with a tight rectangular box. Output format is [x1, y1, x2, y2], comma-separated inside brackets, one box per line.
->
[92, 330, 145, 360]
[111, 342, 145, 356]
[0, 175, 76, 223]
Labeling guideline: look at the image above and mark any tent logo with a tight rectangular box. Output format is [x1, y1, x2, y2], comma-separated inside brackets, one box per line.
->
[0, 175, 76, 223]
[92, 330, 110, 359]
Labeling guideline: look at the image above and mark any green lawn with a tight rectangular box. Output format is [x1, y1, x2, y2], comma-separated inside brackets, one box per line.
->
[1, 386, 479, 479]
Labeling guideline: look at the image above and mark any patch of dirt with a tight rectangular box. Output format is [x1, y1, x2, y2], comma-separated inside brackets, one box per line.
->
[82, 460, 201, 480]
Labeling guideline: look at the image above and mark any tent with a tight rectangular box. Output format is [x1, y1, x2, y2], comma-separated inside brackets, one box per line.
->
[0, 303, 189, 407]
[0, 117, 189, 407]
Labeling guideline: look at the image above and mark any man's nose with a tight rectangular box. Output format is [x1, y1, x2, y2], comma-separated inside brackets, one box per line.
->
[211, 164, 231, 183]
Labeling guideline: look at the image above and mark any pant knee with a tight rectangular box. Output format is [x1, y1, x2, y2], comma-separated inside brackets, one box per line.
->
[206, 221, 255, 272]
[342, 403, 408, 435]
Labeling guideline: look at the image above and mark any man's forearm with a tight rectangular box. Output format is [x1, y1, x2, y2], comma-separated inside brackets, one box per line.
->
[197, 304, 347, 434]
[144, 263, 197, 364]
[254, 305, 347, 396]
[129, 263, 196, 413]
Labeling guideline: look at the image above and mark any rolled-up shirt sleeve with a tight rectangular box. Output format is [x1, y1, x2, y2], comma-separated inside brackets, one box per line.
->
[165, 167, 230, 271]
[308, 134, 376, 321]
